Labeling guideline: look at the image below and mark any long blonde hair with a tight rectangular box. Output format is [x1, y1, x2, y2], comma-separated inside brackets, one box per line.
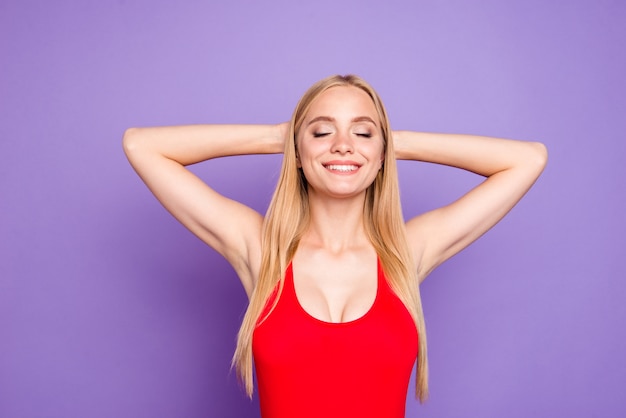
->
[233, 74, 428, 402]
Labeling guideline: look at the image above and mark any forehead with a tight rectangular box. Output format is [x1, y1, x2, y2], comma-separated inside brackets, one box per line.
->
[305, 85, 379, 122]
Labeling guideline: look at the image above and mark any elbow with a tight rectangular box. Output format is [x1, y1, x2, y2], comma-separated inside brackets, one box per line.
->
[528, 141, 548, 173]
[122, 127, 143, 158]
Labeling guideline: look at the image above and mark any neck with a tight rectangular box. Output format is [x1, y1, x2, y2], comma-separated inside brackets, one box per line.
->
[302, 191, 369, 253]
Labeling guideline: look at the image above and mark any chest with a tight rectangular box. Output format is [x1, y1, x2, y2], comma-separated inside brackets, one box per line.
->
[253, 263, 418, 372]
[252, 264, 418, 418]
[291, 250, 378, 323]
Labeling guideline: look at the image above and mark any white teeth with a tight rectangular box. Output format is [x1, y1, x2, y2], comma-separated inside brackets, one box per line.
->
[326, 165, 358, 172]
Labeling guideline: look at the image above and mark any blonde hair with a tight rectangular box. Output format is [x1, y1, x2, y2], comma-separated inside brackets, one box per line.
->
[233, 74, 428, 402]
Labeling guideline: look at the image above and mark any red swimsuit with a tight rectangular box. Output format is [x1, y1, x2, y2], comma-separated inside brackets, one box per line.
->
[253, 261, 418, 418]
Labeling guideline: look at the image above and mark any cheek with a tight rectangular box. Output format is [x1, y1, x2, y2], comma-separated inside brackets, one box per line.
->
[369, 142, 385, 162]
[296, 140, 323, 164]
[377, 138, 386, 161]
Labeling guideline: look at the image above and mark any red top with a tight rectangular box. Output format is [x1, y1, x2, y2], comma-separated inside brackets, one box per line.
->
[252, 261, 418, 418]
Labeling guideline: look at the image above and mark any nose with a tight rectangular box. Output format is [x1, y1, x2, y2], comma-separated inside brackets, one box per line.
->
[330, 131, 354, 154]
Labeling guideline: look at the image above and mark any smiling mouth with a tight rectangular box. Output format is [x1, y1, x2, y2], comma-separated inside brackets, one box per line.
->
[324, 164, 359, 172]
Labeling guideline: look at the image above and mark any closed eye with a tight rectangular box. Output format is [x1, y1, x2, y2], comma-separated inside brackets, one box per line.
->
[356, 133, 372, 138]
[313, 132, 331, 138]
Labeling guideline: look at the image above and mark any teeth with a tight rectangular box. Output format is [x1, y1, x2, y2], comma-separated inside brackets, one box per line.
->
[326, 165, 358, 172]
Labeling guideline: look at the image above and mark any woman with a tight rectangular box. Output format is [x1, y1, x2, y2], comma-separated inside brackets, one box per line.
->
[123, 74, 547, 417]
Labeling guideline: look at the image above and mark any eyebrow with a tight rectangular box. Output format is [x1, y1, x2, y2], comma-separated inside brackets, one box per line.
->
[307, 116, 378, 127]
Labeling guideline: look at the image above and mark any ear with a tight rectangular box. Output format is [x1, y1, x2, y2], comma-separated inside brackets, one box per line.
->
[295, 148, 301, 168]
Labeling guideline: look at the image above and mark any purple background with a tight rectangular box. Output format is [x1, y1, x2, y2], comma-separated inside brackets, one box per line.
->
[1, 0, 624, 417]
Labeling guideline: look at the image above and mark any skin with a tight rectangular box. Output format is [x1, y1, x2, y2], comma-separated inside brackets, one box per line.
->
[293, 86, 386, 323]
[123, 85, 548, 324]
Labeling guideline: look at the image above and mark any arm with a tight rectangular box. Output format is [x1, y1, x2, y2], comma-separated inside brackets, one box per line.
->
[394, 131, 548, 282]
[123, 124, 286, 295]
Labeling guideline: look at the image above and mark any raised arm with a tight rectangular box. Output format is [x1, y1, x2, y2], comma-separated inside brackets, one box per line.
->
[123, 124, 286, 295]
[394, 131, 548, 282]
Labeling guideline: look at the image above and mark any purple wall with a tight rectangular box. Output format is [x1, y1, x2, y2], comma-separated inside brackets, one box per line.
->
[1, 1, 624, 417]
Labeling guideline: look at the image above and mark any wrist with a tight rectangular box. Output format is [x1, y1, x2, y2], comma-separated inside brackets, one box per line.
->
[392, 131, 429, 161]
[392, 130, 410, 160]
[271, 122, 289, 153]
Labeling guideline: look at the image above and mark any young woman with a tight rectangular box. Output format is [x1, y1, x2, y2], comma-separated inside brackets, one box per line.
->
[123, 75, 547, 417]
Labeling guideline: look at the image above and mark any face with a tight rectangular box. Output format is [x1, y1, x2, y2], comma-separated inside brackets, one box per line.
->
[296, 85, 385, 200]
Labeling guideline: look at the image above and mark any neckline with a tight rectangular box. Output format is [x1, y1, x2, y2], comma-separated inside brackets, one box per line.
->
[288, 259, 382, 327]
